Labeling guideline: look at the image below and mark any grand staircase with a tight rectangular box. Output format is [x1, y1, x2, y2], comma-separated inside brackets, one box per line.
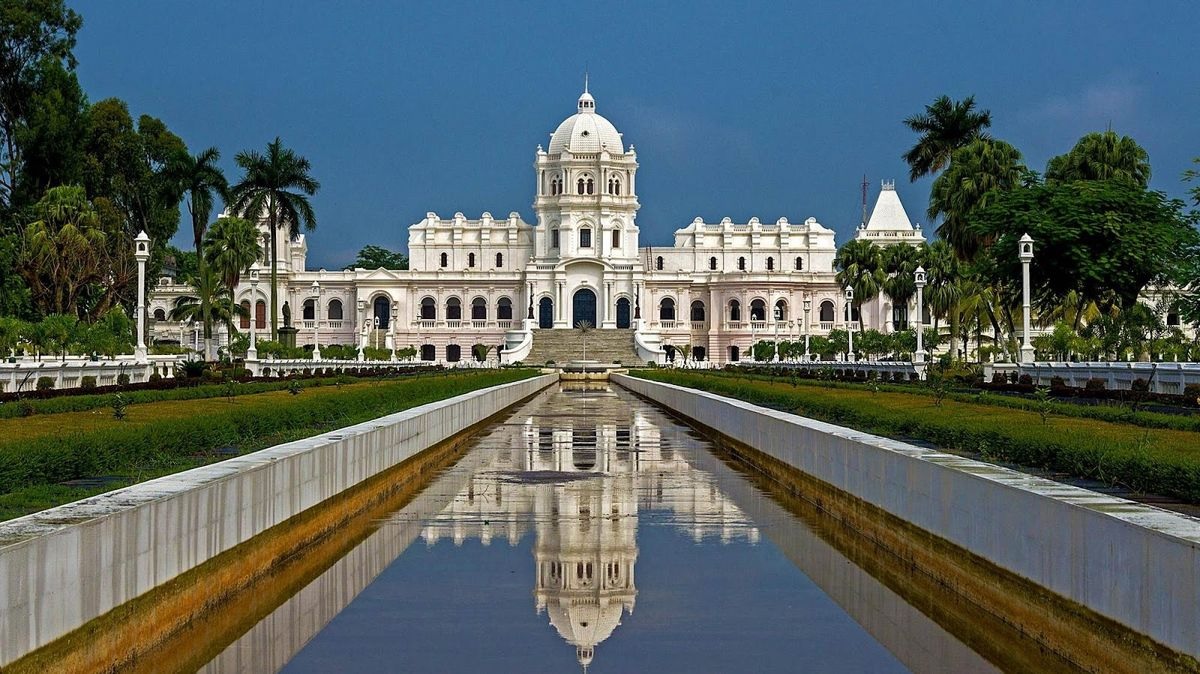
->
[525, 329, 641, 366]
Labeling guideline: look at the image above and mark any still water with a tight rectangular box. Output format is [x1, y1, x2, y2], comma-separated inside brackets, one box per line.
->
[193, 384, 1066, 673]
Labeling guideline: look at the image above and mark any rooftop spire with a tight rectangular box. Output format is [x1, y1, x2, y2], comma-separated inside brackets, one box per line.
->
[577, 72, 595, 113]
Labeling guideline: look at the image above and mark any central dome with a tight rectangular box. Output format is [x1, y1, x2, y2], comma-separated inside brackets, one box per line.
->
[548, 89, 624, 154]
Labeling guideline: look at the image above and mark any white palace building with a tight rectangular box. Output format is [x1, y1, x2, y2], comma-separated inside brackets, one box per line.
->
[149, 86, 926, 365]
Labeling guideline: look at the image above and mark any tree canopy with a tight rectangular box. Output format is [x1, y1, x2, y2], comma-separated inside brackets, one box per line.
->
[901, 95, 992, 181]
[345, 244, 407, 270]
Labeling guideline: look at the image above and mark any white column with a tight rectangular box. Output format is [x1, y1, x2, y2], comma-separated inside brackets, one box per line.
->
[603, 281, 614, 328]
[1019, 233, 1035, 364]
[914, 266, 926, 364]
[133, 231, 150, 363]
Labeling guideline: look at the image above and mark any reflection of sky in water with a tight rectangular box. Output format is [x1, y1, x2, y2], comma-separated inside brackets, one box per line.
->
[256, 385, 911, 673]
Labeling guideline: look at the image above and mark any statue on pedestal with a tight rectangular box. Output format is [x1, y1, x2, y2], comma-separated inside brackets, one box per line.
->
[282, 301, 292, 327]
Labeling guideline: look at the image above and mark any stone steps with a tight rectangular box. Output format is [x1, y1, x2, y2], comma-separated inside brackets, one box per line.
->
[525, 329, 641, 366]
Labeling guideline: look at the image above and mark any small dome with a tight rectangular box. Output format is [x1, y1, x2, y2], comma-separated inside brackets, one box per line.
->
[548, 89, 624, 154]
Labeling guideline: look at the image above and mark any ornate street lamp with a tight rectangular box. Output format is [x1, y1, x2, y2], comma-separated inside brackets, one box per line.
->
[247, 262, 261, 360]
[1019, 233, 1035, 364]
[802, 297, 812, 361]
[133, 231, 150, 363]
[845, 286, 855, 362]
[310, 281, 322, 360]
[914, 266, 926, 363]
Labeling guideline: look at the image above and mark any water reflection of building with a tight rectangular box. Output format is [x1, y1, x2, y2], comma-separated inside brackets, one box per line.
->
[420, 387, 758, 669]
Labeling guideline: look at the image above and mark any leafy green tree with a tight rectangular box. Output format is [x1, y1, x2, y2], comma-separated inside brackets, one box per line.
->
[901, 95, 992, 181]
[834, 239, 883, 330]
[1046, 131, 1150, 187]
[13, 54, 87, 203]
[229, 137, 320, 339]
[170, 146, 227, 325]
[203, 216, 261, 289]
[345, 244, 407, 270]
[922, 239, 961, 338]
[927, 139, 1028, 260]
[1184, 157, 1200, 207]
[164, 245, 197, 282]
[38, 311, 76, 360]
[169, 265, 244, 360]
[0, 315, 25, 357]
[0, 0, 82, 209]
[882, 243, 922, 326]
[81, 307, 133, 357]
[18, 184, 105, 316]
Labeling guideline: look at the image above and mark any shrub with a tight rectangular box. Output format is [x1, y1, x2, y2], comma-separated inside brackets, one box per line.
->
[80, 376, 97, 390]
[148, 372, 162, 383]
[117, 373, 131, 386]
[1084, 378, 1106, 392]
[1018, 374, 1034, 386]
[1131, 378, 1150, 392]
[288, 379, 303, 395]
[1185, 384, 1200, 398]
[36, 377, 54, 391]
[991, 371, 1006, 385]
[1050, 376, 1067, 390]
[110, 392, 128, 420]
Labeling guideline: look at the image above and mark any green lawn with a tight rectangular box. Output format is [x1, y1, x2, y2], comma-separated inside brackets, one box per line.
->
[0, 369, 536, 521]
[633, 369, 1200, 504]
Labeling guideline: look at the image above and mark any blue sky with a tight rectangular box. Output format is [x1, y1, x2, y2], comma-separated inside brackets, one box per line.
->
[74, 1, 1200, 269]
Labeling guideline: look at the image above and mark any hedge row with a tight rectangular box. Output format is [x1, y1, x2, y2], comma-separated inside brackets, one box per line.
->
[0, 370, 535, 495]
[634, 369, 1200, 504]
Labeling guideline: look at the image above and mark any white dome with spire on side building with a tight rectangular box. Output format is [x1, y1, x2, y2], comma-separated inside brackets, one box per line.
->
[548, 85, 625, 155]
[855, 179, 926, 246]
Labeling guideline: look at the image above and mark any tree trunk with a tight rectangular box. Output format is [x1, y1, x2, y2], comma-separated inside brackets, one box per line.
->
[269, 194, 278, 340]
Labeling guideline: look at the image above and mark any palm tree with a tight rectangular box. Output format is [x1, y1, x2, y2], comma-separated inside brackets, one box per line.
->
[834, 239, 884, 330]
[882, 244, 922, 330]
[169, 266, 244, 360]
[171, 148, 228, 340]
[922, 239, 962, 342]
[203, 216, 262, 290]
[902, 95, 992, 181]
[1046, 130, 1150, 187]
[228, 137, 320, 339]
[927, 139, 1027, 261]
[20, 185, 107, 317]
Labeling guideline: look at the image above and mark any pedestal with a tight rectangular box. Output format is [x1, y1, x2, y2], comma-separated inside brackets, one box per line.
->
[278, 326, 298, 349]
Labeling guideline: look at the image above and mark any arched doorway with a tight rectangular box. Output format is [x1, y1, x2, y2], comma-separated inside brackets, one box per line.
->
[572, 288, 597, 327]
[538, 297, 554, 329]
[615, 297, 631, 329]
[372, 296, 390, 329]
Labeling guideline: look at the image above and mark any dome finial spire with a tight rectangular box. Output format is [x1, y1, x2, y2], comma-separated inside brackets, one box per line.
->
[584, 67, 589, 94]
[577, 71, 595, 113]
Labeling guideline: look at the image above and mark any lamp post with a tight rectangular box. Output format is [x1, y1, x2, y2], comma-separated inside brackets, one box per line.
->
[247, 262, 260, 360]
[914, 266, 926, 363]
[310, 281, 322, 360]
[803, 297, 811, 361]
[1019, 233, 1035, 364]
[133, 231, 150, 363]
[772, 304, 780, 362]
[845, 287, 855, 362]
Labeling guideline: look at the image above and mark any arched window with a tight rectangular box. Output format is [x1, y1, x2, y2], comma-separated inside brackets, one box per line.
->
[153, 308, 166, 321]
[420, 296, 436, 320]
[420, 344, 435, 361]
[819, 300, 835, 323]
[729, 345, 740, 362]
[659, 297, 676, 321]
[586, 178, 594, 195]
[471, 297, 487, 320]
[607, 178, 614, 194]
[446, 344, 461, 362]
[327, 299, 343, 320]
[580, 227, 592, 248]
[611, 228, 620, 248]
[439, 252, 448, 268]
[446, 297, 462, 320]
[794, 256, 803, 271]
[468, 252, 476, 268]
[577, 178, 586, 194]
[655, 256, 664, 271]
[709, 256, 717, 270]
[664, 344, 676, 362]
[255, 301, 266, 329]
[766, 256, 774, 271]
[690, 300, 705, 322]
[737, 256, 746, 271]
[729, 300, 741, 322]
[497, 297, 513, 320]
[302, 299, 315, 321]
[774, 299, 787, 321]
[613, 178, 621, 195]
[750, 299, 766, 321]
[551, 229, 560, 248]
[495, 252, 503, 268]
[239, 301, 250, 329]
[692, 346, 706, 361]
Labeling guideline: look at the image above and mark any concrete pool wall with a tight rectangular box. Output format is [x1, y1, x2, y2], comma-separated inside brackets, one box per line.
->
[0, 373, 557, 668]
[613, 373, 1200, 662]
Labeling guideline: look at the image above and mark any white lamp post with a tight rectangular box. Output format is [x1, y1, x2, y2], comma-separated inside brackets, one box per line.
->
[845, 287, 855, 362]
[247, 262, 260, 360]
[772, 303, 780, 362]
[1019, 233, 1035, 364]
[310, 281, 322, 360]
[133, 231, 150, 363]
[914, 266, 926, 363]
[803, 297, 811, 361]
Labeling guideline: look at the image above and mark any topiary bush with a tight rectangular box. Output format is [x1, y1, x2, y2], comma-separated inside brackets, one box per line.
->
[36, 376, 54, 391]
[1131, 378, 1150, 392]
[80, 376, 97, 390]
[1084, 378, 1106, 392]
[1018, 373, 1034, 386]
[117, 373, 131, 386]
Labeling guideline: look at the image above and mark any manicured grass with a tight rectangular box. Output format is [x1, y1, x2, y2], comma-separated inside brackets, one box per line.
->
[633, 369, 1200, 504]
[0, 370, 536, 521]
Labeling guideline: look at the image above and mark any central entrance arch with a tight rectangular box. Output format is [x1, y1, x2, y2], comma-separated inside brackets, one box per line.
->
[372, 296, 390, 329]
[615, 297, 631, 329]
[572, 288, 597, 327]
[538, 297, 554, 329]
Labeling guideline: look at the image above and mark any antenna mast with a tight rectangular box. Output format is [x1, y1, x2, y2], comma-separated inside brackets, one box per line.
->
[861, 174, 868, 225]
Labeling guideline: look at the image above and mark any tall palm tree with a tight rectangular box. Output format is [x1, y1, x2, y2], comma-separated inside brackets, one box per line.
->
[228, 137, 320, 339]
[169, 265, 244, 360]
[922, 239, 962, 340]
[882, 244, 922, 330]
[834, 239, 884, 331]
[170, 148, 228, 346]
[203, 216, 262, 290]
[902, 95, 992, 181]
[1045, 130, 1150, 187]
[927, 138, 1027, 261]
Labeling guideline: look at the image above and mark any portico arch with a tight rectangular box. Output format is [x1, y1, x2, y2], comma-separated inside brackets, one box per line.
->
[572, 287, 597, 326]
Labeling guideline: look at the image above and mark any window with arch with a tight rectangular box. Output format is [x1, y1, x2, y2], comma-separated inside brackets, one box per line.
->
[586, 177, 594, 195]
[750, 299, 766, 321]
[737, 256, 746, 271]
[420, 344, 436, 361]
[497, 297, 513, 320]
[613, 178, 621, 195]
[659, 297, 676, 321]
[153, 308, 166, 321]
[794, 256, 803, 271]
[239, 301, 250, 329]
[302, 299, 315, 321]
[611, 228, 620, 248]
[655, 256, 664, 271]
[468, 252, 476, 268]
[709, 256, 717, 270]
[766, 256, 774, 271]
[551, 229, 560, 249]
[577, 177, 586, 194]
[729, 299, 742, 322]
[420, 296, 436, 320]
[446, 297, 462, 321]
[255, 301, 266, 329]
[690, 300, 705, 322]
[327, 299, 343, 320]
[445, 344, 461, 362]
[471, 297, 487, 320]
[819, 300, 835, 323]
[580, 227, 592, 248]
[845, 303, 861, 323]
[439, 252, 448, 268]
[495, 252, 503, 268]
[774, 299, 787, 321]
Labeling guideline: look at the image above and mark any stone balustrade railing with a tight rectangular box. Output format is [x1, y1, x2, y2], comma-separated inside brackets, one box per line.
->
[0, 355, 184, 393]
[244, 357, 432, 377]
[734, 359, 927, 381]
[987, 361, 1200, 394]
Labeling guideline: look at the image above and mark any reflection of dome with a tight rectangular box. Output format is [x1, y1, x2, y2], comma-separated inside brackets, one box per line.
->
[545, 598, 628, 665]
[548, 89, 624, 154]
